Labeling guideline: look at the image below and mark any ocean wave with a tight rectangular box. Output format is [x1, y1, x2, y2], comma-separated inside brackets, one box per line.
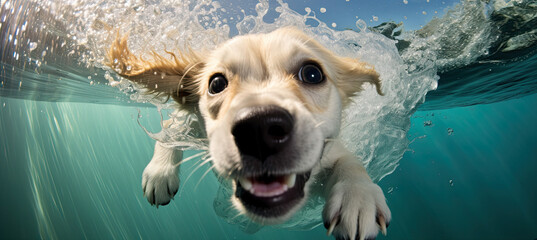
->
[370, 0, 537, 110]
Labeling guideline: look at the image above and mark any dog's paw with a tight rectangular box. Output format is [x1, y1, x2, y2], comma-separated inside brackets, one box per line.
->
[323, 179, 391, 240]
[141, 161, 179, 207]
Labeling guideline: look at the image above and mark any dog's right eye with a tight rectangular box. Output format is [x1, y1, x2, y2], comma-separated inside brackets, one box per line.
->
[208, 74, 228, 95]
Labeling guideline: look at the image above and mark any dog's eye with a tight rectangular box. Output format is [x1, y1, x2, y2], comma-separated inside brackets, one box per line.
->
[208, 74, 228, 95]
[298, 63, 324, 84]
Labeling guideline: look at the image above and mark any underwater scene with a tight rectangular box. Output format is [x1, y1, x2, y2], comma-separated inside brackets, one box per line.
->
[1, 0, 536, 239]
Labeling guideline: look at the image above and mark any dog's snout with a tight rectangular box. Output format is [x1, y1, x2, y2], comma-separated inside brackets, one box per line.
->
[232, 105, 294, 162]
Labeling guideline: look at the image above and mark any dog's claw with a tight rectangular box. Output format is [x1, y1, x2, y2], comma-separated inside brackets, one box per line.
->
[323, 180, 391, 240]
[142, 160, 180, 207]
[326, 214, 340, 236]
[377, 213, 387, 235]
[327, 220, 337, 236]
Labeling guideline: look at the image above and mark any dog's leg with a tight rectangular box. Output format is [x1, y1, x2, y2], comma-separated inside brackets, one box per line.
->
[142, 141, 181, 206]
[142, 117, 182, 207]
[141, 110, 204, 207]
[322, 141, 391, 240]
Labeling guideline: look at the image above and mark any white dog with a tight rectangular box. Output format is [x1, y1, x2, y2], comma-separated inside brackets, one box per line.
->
[108, 27, 391, 240]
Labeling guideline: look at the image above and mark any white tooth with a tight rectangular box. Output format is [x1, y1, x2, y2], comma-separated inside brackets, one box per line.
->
[285, 174, 296, 188]
[239, 177, 252, 191]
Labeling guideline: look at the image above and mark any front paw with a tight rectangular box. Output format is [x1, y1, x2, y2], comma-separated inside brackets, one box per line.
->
[141, 161, 179, 207]
[323, 180, 391, 240]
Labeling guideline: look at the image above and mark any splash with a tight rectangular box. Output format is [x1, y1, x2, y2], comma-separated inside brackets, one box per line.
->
[68, 0, 436, 181]
[3, 0, 530, 182]
[400, 0, 495, 72]
[12, 0, 435, 183]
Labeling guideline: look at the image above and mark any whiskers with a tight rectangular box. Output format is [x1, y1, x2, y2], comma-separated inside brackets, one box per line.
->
[174, 151, 207, 167]
[314, 120, 325, 128]
[183, 154, 212, 182]
[193, 157, 217, 190]
[177, 151, 214, 196]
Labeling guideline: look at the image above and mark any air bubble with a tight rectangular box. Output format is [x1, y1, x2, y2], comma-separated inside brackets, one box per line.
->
[355, 19, 367, 32]
[29, 42, 37, 52]
[237, 16, 256, 34]
[320, 8, 326, 13]
[430, 80, 438, 90]
[255, 1, 269, 16]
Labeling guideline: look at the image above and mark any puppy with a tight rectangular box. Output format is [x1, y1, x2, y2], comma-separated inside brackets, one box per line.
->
[108, 27, 391, 240]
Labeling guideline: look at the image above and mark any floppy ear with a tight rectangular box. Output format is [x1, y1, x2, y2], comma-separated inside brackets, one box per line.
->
[107, 35, 202, 111]
[331, 57, 383, 106]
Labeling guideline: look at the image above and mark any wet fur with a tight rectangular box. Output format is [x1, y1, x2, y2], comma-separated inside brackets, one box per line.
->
[108, 27, 391, 240]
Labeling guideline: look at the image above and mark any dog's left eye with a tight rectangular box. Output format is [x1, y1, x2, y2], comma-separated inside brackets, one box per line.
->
[208, 74, 228, 95]
[298, 63, 324, 84]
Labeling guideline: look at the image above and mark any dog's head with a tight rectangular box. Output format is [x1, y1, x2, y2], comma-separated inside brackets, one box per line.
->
[109, 27, 382, 223]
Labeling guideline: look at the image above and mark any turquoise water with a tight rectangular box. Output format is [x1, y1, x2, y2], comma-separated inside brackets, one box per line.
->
[384, 95, 537, 239]
[2, 89, 536, 239]
[1, 0, 537, 239]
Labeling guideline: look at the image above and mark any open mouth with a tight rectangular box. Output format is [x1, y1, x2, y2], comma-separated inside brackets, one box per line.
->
[235, 171, 311, 218]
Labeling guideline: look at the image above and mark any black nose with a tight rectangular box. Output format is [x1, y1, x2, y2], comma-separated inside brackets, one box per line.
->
[231, 105, 294, 162]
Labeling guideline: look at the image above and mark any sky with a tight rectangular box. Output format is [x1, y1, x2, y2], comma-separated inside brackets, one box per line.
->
[217, 0, 462, 32]
[285, 0, 461, 30]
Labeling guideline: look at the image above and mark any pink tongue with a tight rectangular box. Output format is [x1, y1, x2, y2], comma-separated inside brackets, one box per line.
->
[251, 181, 286, 197]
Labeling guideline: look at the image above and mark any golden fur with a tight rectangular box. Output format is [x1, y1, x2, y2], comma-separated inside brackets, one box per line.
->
[107, 34, 203, 111]
[107, 28, 382, 110]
